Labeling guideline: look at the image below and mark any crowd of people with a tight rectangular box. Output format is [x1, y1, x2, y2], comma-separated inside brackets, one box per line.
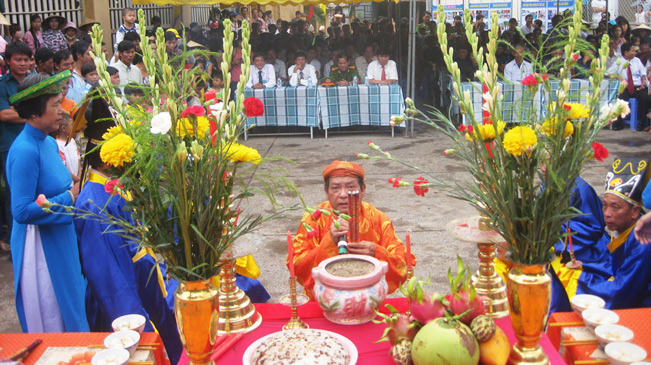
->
[0, 4, 651, 359]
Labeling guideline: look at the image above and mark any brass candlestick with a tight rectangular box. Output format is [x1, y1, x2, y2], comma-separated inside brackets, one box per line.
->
[406, 267, 414, 282]
[447, 216, 509, 319]
[217, 257, 262, 334]
[280, 277, 309, 330]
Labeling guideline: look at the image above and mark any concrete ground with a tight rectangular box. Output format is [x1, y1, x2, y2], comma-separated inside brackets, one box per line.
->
[1, 122, 649, 334]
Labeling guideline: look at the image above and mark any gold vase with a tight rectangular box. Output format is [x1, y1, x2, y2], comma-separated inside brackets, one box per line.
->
[175, 279, 219, 364]
[507, 263, 551, 365]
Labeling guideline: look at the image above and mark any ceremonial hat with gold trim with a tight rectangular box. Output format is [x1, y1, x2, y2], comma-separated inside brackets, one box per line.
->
[9, 70, 71, 105]
[604, 157, 651, 206]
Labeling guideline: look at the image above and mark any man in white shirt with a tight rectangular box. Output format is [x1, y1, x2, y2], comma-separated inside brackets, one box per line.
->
[267, 49, 287, 83]
[246, 52, 276, 89]
[307, 48, 322, 79]
[322, 49, 339, 78]
[355, 45, 377, 80]
[111, 40, 143, 90]
[366, 48, 398, 85]
[521, 15, 535, 35]
[288, 51, 318, 86]
[610, 43, 649, 131]
[503, 45, 532, 83]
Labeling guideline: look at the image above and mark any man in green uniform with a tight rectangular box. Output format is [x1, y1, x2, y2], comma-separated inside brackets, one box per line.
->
[328, 54, 360, 86]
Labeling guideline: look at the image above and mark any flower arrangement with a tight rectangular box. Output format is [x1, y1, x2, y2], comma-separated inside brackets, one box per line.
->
[364, 3, 627, 265]
[68, 11, 292, 281]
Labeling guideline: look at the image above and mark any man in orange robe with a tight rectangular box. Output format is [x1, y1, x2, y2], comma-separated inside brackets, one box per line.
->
[291, 160, 415, 299]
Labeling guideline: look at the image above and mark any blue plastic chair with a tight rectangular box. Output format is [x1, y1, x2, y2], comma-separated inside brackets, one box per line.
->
[624, 98, 639, 130]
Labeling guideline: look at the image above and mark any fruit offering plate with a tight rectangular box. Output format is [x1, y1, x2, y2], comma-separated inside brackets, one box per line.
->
[35, 346, 154, 364]
[242, 329, 358, 365]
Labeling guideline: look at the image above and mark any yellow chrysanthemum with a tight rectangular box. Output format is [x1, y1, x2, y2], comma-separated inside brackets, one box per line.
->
[102, 126, 124, 140]
[100, 133, 136, 167]
[176, 117, 211, 139]
[464, 121, 506, 141]
[224, 143, 261, 164]
[565, 103, 589, 120]
[502, 126, 538, 157]
[541, 118, 574, 138]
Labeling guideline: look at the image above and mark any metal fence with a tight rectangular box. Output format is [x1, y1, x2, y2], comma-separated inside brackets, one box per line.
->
[2, 0, 82, 39]
[191, 5, 214, 30]
[109, 0, 174, 44]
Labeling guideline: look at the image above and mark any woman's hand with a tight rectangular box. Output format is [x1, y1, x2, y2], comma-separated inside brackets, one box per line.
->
[70, 182, 80, 199]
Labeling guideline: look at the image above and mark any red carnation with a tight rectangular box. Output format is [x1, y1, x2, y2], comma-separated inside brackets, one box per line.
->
[181, 105, 206, 118]
[521, 74, 536, 86]
[572, 54, 579, 61]
[592, 142, 609, 162]
[205, 89, 217, 102]
[413, 177, 429, 197]
[105, 179, 123, 195]
[467, 125, 474, 133]
[307, 228, 319, 238]
[243, 97, 264, 117]
[457, 125, 467, 132]
[312, 209, 322, 220]
[563, 104, 572, 111]
[388, 177, 402, 187]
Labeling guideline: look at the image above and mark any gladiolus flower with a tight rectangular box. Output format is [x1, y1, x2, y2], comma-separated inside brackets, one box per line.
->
[36, 194, 51, 207]
[105, 179, 123, 195]
[443, 149, 456, 156]
[413, 177, 430, 197]
[592, 142, 609, 162]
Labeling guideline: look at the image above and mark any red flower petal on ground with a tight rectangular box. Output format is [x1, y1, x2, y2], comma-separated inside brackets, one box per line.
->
[592, 142, 609, 162]
[243, 97, 264, 117]
[457, 125, 467, 132]
[105, 179, 123, 195]
[413, 177, 429, 197]
[391, 177, 402, 187]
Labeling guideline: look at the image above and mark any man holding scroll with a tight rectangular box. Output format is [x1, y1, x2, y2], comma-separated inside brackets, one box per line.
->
[290, 160, 415, 299]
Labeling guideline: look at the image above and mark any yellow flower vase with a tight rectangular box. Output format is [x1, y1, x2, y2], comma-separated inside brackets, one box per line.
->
[175, 279, 219, 364]
[507, 263, 551, 365]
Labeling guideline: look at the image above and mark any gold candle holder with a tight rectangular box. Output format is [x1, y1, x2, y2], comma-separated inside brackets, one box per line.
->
[406, 267, 414, 282]
[446, 216, 509, 319]
[217, 257, 262, 335]
[280, 277, 309, 330]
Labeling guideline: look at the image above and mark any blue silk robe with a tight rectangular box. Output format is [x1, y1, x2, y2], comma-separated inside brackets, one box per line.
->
[7, 123, 89, 332]
[74, 177, 182, 363]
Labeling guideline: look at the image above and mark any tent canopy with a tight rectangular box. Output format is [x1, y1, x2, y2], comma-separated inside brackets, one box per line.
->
[133, 0, 393, 6]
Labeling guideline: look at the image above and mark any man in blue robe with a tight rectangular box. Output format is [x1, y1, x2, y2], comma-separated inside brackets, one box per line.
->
[553, 158, 651, 309]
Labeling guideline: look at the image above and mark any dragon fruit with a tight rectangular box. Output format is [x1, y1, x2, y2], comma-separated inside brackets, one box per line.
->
[400, 276, 447, 325]
[445, 257, 486, 325]
[373, 305, 420, 345]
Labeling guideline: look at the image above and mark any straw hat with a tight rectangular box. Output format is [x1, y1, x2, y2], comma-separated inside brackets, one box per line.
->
[186, 40, 207, 49]
[0, 12, 10, 26]
[43, 14, 67, 31]
[632, 23, 651, 32]
[79, 17, 100, 33]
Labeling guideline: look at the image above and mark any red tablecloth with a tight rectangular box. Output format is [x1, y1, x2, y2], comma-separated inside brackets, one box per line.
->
[180, 298, 564, 364]
[0, 332, 169, 364]
[548, 308, 651, 364]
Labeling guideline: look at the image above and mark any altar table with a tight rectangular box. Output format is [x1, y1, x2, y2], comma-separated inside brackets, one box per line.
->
[178, 298, 564, 364]
[0, 332, 169, 364]
[548, 308, 651, 364]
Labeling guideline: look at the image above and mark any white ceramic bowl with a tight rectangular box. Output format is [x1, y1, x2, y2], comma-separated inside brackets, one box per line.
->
[91, 348, 130, 365]
[595, 324, 634, 347]
[104, 330, 140, 356]
[631, 362, 651, 365]
[112, 314, 146, 333]
[605, 342, 647, 365]
[581, 307, 619, 332]
[570, 294, 605, 315]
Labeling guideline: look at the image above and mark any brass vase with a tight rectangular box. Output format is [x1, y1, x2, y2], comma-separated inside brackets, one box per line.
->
[175, 279, 219, 364]
[507, 263, 551, 365]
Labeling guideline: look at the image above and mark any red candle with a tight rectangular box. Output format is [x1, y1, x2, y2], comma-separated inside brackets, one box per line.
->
[287, 231, 295, 278]
[406, 230, 412, 269]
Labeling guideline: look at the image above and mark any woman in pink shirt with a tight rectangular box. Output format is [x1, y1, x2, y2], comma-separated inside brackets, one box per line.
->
[24, 15, 44, 53]
[230, 39, 243, 100]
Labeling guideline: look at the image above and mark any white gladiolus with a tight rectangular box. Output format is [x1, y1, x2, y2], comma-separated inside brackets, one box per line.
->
[150, 112, 172, 135]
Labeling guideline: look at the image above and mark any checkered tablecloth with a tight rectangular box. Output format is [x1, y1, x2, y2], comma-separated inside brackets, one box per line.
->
[244, 86, 319, 128]
[458, 79, 621, 124]
[318, 84, 406, 129]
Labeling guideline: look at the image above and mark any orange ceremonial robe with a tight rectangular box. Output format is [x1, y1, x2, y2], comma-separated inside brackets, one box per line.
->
[291, 201, 415, 299]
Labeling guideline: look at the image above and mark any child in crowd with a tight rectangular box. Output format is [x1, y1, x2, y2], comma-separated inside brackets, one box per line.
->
[55, 113, 81, 184]
[81, 62, 99, 92]
[60, 82, 78, 115]
[210, 70, 224, 101]
[114, 7, 139, 51]
[106, 66, 123, 96]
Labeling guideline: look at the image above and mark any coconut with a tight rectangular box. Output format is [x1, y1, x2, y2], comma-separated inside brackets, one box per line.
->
[411, 317, 480, 365]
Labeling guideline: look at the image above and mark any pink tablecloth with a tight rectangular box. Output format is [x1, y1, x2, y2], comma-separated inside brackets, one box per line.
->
[179, 298, 565, 364]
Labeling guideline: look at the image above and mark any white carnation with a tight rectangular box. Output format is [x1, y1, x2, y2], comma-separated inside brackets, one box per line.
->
[614, 99, 630, 119]
[150, 112, 172, 135]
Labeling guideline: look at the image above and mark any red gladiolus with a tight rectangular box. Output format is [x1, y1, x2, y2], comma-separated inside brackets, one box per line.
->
[243, 97, 264, 117]
[592, 142, 609, 162]
[105, 179, 123, 195]
[457, 125, 467, 132]
[413, 177, 429, 197]
[484, 141, 494, 158]
[181, 105, 206, 118]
